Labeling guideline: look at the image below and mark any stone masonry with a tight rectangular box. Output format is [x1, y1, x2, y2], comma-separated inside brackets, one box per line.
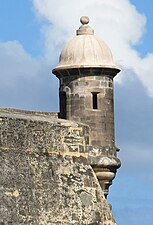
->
[0, 108, 117, 225]
[0, 16, 121, 225]
[59, 72, 115, 148]
[53, 17, 121, 198]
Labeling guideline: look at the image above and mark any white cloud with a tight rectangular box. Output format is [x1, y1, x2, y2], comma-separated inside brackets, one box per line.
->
[0, 41, 40, 84]
[33, 0, 153, 97]
[0, 41, 58, 111]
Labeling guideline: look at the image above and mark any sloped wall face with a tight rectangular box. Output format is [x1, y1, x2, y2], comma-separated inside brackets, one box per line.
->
[0, 109, 117, 225]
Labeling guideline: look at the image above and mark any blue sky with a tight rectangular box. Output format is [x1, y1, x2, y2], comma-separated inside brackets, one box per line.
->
[130, 0, 153, 54]
[0, 0, 153, 224]
[0, 0, 42, 56]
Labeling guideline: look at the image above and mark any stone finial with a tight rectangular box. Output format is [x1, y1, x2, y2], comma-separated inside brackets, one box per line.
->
[77, 16, 94, 35]
[80, 16, 89, 25]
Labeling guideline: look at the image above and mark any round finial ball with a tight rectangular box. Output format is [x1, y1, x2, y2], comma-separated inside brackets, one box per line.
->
[80, 16, 89, 25]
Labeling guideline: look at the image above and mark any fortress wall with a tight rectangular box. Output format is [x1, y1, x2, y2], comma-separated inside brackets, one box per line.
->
[0, 108, 116, 225]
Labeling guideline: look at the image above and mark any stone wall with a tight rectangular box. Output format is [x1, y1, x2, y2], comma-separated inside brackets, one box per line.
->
[59, 71, 115, 149]
[0, 108, 117, 225]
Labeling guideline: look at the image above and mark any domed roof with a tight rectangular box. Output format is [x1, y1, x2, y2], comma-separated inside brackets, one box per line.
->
[53, 16, 120, 73]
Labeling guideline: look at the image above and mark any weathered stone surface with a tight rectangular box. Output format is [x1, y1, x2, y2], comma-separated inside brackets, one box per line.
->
[0, 108, 117, 225]
[1, 16, 121, 225]
[52, 17, 121, 201]
[59, 74, 115, 149]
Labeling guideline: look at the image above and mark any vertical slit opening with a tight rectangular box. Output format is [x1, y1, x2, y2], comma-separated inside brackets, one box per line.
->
[60, 91, 66, 119]
[92, 92, 99, 109]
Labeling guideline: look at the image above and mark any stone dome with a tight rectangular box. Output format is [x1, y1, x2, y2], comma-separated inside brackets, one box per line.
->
[53, 16, 120, 73]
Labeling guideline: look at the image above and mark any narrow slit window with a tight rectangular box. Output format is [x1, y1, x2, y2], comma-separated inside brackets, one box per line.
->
[92, 92, 99, 109]
[60, 91, 66, 119]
